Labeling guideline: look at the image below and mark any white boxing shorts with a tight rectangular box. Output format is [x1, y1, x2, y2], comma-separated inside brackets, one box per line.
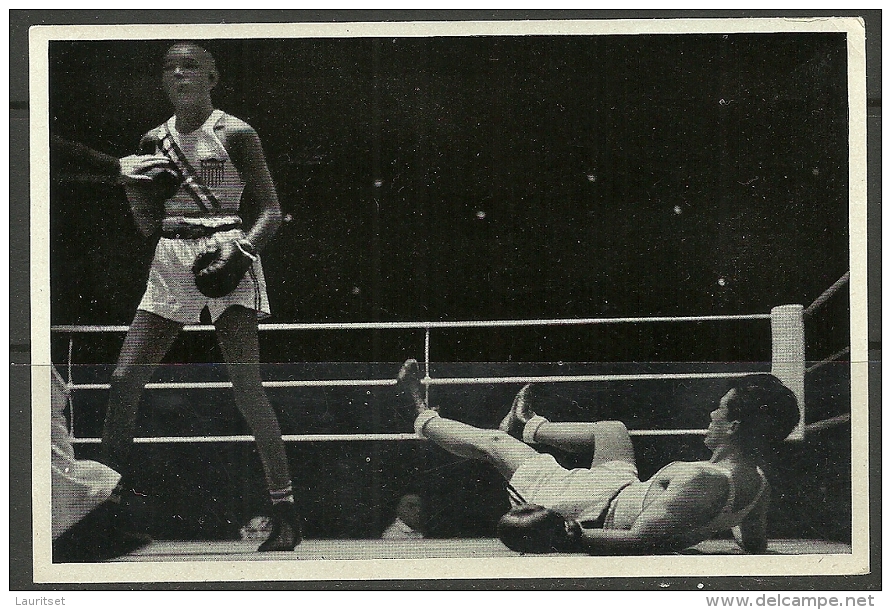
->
[138, 228, 271, 324]
[507, 452, 639, 524]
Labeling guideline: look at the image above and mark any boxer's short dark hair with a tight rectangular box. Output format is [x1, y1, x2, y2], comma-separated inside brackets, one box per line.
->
[726, 374, 800, 453]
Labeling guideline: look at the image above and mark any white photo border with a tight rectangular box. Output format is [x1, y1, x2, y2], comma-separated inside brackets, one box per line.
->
[29, 16, 870, 584]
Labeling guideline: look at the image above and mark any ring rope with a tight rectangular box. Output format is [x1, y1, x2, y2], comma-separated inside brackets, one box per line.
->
[64, 370, 766, 393]
[67, 416, 850, 445]
[69, 428, 711, 445]
[803, 271, 849, 317]
[49, 312, 772, 335]
[423, 371, 764, 385]
[68, 379, 397, 391]
[805, 347, 850, 374]
[68, 417, 849, 445]
[72, 433, 420, 444]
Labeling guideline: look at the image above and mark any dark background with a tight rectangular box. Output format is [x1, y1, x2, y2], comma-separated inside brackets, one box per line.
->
[50, 35, 849, 347]
[46, 34, 852, 549]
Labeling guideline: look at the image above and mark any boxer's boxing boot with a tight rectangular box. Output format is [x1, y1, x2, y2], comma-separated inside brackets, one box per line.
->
[258, 501, 302, 552]
[499, 384, 537, 440]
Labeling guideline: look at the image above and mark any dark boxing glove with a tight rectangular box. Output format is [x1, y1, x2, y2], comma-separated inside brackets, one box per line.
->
[141, 164, 181, 201]
[133, 136, 181, 201]
[192, 238, 257, 299]
[497, 504, 582, 554]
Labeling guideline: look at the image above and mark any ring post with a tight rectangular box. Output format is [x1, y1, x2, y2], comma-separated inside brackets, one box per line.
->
[771, 305, 806, 441]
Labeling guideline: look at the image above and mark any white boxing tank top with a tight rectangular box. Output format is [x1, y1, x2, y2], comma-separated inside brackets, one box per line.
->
[147, 109, 245, 224]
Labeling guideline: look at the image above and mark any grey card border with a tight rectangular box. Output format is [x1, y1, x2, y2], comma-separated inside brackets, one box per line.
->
[9, 9, 881, 591]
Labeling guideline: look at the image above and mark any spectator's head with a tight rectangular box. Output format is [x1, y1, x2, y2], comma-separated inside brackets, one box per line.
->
[395, 494, 422, 531]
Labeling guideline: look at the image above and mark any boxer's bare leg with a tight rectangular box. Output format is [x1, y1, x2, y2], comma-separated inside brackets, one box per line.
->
[532, 420, 636, 468]
[215, 305, 300, 552]
[215, 305, 290, 490]
[422, 418, 538, 480]
[397, 359, 538, 480]
[103, 310, 183, 476]
[499, 381, 636, 466]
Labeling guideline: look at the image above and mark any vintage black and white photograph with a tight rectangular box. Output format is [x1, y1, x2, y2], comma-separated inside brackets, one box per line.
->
[29, 17, 868, 583]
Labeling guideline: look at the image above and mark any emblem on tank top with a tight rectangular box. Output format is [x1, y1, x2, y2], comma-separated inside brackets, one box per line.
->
[200, 158, 226, 187]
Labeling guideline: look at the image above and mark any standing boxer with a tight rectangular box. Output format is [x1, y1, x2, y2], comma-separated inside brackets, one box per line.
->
[101, 42, 299, 551]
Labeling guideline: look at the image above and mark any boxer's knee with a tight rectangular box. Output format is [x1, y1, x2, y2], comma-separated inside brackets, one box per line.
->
[591, 420, 635, 466]
[595, 420, 630, 437]
[481, 429, 516, 452]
